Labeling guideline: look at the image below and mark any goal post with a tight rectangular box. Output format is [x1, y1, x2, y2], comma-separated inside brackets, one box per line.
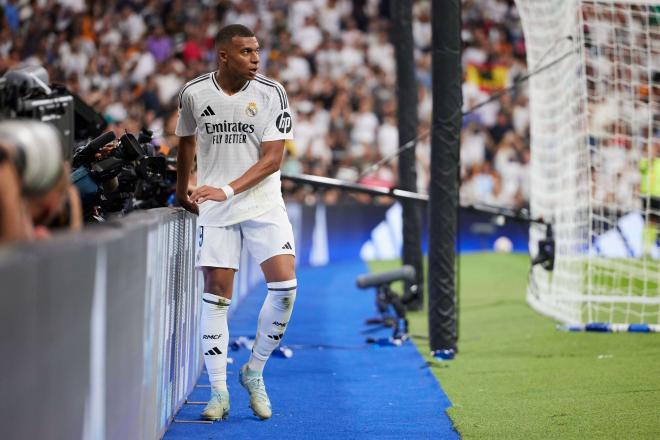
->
[515, 0, 660, 329]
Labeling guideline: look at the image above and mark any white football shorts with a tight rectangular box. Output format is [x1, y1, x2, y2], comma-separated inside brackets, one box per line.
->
[195, 204, 295, 270]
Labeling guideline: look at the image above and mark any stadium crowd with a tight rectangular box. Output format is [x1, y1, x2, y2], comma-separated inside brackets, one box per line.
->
[0, 0, 531, 209]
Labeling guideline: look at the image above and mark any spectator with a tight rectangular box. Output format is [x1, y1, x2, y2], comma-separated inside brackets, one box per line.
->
[146, 24, 173, 64]
[3, 0, 19, 34]
[292, 16, 323, 56]
[130, 40, 157, 85]
[489, 111, 514, 145]
[461, 122, 491, 175]
[377, 114, 399, 159]
[117, 4, 146, 44]
[350, 98, 379, 146]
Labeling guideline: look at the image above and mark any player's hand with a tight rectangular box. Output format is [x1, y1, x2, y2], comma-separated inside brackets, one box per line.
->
[176, 192, 199, 215]
[190, 185, 228, 204]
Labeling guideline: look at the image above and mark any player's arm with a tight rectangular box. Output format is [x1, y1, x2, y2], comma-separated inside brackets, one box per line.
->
[225, 139, 285, 194]
[176, 135, 199, 214]
[191, 139, 285, 204]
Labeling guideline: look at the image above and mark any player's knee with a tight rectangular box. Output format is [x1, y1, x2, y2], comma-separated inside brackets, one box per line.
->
[204, 279, 233, 298]
[204, 284, 232, 299]
[203, 268, 234, 299]
[261, 254, 295, 281]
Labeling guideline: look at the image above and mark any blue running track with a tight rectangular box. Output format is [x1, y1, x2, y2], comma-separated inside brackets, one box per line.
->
[165, 261, 458, 439]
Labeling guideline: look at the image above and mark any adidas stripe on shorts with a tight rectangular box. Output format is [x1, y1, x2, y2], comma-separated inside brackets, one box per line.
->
[195, 204, 295, 270]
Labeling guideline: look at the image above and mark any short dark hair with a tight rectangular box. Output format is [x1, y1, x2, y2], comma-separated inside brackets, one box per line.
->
[215, 24, 255, 47]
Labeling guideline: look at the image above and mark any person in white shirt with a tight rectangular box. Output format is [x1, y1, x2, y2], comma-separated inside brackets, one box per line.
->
[175, 24, 297, 422]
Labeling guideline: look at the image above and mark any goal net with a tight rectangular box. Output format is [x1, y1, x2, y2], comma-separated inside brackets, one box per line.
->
[516, 0, 659, 329]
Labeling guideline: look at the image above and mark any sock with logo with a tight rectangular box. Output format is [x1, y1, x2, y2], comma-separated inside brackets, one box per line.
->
[247, 279, 297, 373]
[201, 292, 231, 392]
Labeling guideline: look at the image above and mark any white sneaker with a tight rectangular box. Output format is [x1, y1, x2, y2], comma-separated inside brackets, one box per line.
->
[238, 364, 272, 420]
[201, 389, 230, 421]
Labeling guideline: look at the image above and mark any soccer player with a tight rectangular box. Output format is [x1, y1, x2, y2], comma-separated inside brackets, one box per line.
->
[175, 24, 297, 421]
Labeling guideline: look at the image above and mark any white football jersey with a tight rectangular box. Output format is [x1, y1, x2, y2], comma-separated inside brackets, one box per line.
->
[175, 72, 294, 227]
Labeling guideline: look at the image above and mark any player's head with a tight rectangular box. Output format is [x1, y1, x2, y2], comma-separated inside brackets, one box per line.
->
[216, 24, 259, 80]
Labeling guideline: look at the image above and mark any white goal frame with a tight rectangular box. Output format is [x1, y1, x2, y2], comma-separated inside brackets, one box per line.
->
[516, 0, 659, 328]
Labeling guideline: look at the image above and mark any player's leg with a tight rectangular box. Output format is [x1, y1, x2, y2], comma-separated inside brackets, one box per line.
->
[196, 225, 241, 420]
[250, 253, 296, 372]
[201, 267, 234, 395]
[239, 205, 297, 420]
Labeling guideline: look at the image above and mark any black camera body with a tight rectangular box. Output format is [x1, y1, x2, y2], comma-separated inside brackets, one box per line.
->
[1, 68, 75, 160]
[72, 129, 174, 219]
[87, 132, 146, 181]
[2, 65, 175, 222]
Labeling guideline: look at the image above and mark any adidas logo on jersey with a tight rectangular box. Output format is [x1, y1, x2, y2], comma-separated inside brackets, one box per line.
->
[282, 242, 292, 250]
[204, 346, 223, 356]
[201, 105, 216, 117]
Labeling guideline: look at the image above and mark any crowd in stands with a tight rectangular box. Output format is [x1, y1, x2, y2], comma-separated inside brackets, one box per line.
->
[1, 0, 531, 209]
[580, 3, 658, 214]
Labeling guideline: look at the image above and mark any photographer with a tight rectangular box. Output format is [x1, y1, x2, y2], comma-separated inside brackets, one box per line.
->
[0, 120, 81, 243]
[0, 141, 29, 242]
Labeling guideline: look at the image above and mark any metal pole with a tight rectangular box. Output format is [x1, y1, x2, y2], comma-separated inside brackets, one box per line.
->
[391, 0, 424, 310]
[429, 0, 461, 352]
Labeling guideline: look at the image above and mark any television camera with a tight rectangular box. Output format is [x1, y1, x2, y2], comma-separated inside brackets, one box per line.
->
[72, 129, 176, 220]
[1, 65, 176, 221]
[356, 265, 417, 343]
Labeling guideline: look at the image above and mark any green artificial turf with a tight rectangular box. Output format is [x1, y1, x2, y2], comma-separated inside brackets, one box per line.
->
[369, 253, 660, 439]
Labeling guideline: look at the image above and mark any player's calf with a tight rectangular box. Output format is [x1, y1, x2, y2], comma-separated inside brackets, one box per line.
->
[248, 279, 297, 372]
[200, 292, 231, 419]
[239, 279, 296, 420]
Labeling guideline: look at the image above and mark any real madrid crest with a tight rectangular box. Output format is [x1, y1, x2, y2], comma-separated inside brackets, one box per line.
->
[245, 102, 258, 117]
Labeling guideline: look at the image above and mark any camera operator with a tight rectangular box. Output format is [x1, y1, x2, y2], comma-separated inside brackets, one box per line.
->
[0, 140, 29, 242]
[0, 120, 82, 243]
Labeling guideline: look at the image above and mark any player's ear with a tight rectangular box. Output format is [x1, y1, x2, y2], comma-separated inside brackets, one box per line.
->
[218, 48, 228, 64]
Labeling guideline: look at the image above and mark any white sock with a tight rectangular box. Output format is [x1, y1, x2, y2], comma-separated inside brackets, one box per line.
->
[247, 279, 297, 373]
[201, 292, 231, 392]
